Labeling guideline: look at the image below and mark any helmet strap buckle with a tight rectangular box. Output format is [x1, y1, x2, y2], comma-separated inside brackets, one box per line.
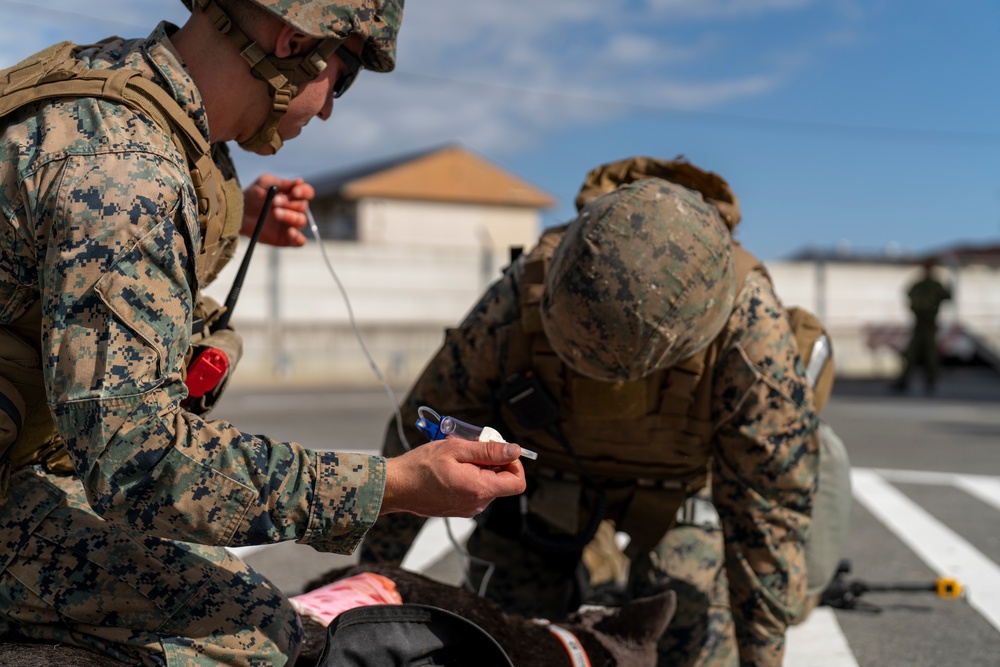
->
[304, 50, 328, 78]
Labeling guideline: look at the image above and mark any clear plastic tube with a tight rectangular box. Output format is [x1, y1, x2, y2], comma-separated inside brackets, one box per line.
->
[438, 415, 538, 460]
[439, 416, 484, 441]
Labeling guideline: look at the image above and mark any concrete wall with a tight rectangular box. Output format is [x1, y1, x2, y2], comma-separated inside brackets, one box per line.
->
[205, 238, 1000, 388]
[202, 240, 514, 387]
[767, 260, 1000, 378]
[205, 195, 543, 388]
[357, 198, 540, 254]
[951, 264, 1000, 352]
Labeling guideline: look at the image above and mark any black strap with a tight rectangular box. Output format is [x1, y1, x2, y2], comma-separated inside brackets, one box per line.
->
[494, 371, 607, 555]
[0, 391, 23, 440]
[319, 604, 514, 667]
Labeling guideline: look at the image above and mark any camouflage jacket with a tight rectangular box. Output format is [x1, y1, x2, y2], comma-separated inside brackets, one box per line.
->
[0, 24, 384, 553]
[907, 276, 951, 325]
[364, 230, 819, 666]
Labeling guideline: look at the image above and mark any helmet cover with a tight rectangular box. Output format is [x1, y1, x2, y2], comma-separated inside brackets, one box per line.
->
[575, 155, 742, 231]
[541, 178, 736, 381]
[182, 0, 403, 72]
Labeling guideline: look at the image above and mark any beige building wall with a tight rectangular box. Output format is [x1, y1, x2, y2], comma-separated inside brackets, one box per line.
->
[205, 237, 1000, 388]
[203, 239, 516, 388]
[356, 198, 541, 253]
[766, 260, 998, 378]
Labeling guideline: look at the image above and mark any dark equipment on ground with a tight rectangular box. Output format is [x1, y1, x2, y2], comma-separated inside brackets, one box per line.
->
[820, 559, 963, 613]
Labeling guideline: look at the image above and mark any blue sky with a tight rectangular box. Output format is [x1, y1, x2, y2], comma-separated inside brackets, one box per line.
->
[3, 0, 998, 259]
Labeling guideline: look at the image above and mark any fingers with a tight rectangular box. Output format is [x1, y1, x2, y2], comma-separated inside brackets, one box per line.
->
[242, 176, 315, 247]
[271, 178, 313, 247]
[447, 438, 526, 500]
[446, 439, 527, 498]
[271, 201, 308, 247]
[289, 179, 316, 202]
[380, 439, 526, 517]
[457, 439, 523, 465]
[256, 176, 315, 203]
[481, 459, 526, 498]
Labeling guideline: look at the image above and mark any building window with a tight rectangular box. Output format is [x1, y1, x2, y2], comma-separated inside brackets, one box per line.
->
[312, 200, 358, 241]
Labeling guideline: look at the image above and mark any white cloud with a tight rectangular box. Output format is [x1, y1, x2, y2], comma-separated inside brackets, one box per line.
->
[646, 0, 818, 20]
[400, 0, 607, 49]
[821, 28, 863, 47]
[8, 0, 863, 185]
[0, 0, 185, 67]
[602, 33, 705, 65]
[647, 73, 787, 107]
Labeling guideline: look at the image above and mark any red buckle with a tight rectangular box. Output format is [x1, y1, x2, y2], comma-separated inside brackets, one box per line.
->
[185, 348, 230, 398]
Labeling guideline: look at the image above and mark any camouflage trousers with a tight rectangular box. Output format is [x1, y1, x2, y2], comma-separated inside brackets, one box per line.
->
[897, 323, 941, 390]
[465, 505, 738, 667]
[0, 467, 303, 666]
[646, 522, 738, 667]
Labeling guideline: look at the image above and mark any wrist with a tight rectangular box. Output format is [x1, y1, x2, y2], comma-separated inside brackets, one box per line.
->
[379, 456, 409, 515]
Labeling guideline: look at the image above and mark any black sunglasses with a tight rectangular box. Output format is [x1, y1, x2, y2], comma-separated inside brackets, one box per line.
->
[333, 44, 362, 99]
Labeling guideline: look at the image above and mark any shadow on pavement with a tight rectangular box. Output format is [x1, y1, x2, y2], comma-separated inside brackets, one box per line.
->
[832, 366, 1000, 403]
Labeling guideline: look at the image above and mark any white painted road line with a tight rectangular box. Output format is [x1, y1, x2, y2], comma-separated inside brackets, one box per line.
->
[852, 468, 1000, 634]
[401, 517, 476, 574]
[785, 607, 860, 667]
[955, 477, 1000, 514]
[872, 468, 964, 486]
[222, 517, 478, 573]
[224, 516, 480, 569]
[227, 544, 267, 558]
[872, 467, 1000, 513]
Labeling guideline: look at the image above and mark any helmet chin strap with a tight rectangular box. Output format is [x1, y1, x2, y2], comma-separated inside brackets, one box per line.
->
[194, 0, 342, 153]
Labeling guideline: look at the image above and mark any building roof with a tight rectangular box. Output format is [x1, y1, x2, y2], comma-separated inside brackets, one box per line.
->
[785, 247, 915, 265]
[311, 144, 556, 209]
[935, 242, 1000, 267]
[786, 241, 1000, 268]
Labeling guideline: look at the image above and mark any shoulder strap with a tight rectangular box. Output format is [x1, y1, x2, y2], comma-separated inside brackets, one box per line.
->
[787, 306, 834, 411]
[730, 243, 834, 410]
[0, 41, 79, 90]
[517, 226, 565, 334]
[731, 241, 772, 288]
[0, 42, 221, 239]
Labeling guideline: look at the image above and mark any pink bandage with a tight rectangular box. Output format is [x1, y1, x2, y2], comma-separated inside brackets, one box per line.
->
[289, 572, 403, 626]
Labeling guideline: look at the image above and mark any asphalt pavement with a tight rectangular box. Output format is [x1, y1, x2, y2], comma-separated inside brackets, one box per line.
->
[810, 366, 1000, 667]
[214, 365, 1000, 667]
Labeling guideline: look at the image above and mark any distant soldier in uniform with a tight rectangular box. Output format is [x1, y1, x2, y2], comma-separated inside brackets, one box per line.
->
[361, 158, 822, 667]
[0, 1, 526, 665]
[894, 258, 952, 394]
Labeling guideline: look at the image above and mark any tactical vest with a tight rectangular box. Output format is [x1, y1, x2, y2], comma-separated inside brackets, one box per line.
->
[499, 228, 815, 550]
[0, 40, 244, 487]
[908, 278, 949, 324]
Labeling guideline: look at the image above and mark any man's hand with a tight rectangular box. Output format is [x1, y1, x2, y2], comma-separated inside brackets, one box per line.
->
[242, 175, 315, 247]
[381, 439, 526, 517]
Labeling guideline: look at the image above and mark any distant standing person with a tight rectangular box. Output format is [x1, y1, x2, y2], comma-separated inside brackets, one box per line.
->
[894, 258, 951, 394]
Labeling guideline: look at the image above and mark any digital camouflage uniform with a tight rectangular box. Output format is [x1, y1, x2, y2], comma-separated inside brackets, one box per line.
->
[362, 177, 819, 667]
[0, 24, 385, 666]
[896, 270, 951, 393]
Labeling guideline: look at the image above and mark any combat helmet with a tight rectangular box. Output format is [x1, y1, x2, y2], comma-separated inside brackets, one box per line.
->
[182, 0, 404, 153]
[540, 178, 736, 381]
[575, 155, 742, 232]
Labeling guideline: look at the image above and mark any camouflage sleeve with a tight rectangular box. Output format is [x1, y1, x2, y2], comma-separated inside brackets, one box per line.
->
[360, 264, 522, 565]
[711, 271, 819, 667]
[34, 150, 383, 554]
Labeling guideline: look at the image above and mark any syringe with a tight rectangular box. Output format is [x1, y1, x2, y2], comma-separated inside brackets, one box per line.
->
[416, 407, 538, 460]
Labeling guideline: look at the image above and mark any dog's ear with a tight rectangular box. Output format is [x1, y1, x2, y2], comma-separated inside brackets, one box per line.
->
[564, 591, 676, 667]
[0, 641, 127, 667]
